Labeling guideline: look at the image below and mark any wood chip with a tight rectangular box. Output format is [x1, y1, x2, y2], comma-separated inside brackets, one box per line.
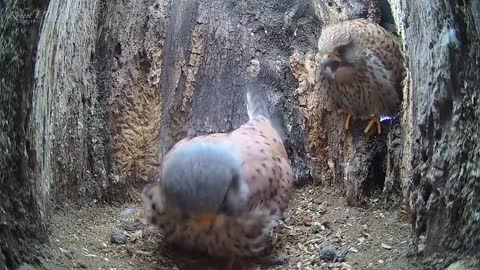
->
[85, 254, 98, 257]
[381, 243, 392, 250]
[303, 216, 313, 226]
[305, 238, 324, 244]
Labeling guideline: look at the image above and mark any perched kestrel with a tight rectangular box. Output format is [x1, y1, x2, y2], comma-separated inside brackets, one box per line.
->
[315, 18, 404, 135]
[142, 84, 293, 269]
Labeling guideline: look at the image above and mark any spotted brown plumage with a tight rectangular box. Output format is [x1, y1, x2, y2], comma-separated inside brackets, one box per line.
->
[315, 18, 405, 135]
[142, 84, 293, 268]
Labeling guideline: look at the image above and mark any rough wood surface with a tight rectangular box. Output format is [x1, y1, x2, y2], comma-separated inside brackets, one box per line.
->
[389, 0, 480, 265]
[4, 0, 480, 268]
[0, 0, 49, 268]
[32, 0, 117, 204]
[31, 0, 391, 207]
[19, 0, 398, 209]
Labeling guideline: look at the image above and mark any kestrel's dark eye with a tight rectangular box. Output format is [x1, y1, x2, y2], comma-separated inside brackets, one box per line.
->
[230, 171, 241, 190]
[336, 41, 353, 56]
[337, 46, 347, 55]
[219, 171, 240, 216]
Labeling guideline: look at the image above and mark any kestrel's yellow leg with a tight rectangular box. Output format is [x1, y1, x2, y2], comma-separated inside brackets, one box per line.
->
[337, 109, 353, 130]
[363, 116, 382, 135]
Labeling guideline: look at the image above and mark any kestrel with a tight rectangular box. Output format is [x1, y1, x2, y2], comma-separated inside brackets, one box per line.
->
[142, 84, 293, 269]
[315, 18, 404, 135]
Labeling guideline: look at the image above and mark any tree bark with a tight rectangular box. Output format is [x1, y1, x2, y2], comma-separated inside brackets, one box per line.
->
[0, 0, 49, 268]
[7, 0, 392, 210]
[2, 0, 479, 268]
[389, 0, 480, 265]
[0, 0, 402, 267]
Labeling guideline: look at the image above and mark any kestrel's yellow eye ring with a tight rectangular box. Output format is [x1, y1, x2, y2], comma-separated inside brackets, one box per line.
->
[321, 52, 341, 63]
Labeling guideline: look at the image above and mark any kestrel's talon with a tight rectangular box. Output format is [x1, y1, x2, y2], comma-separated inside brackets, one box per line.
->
[336, 109, 352, 130]
[363, 116, 382, 135]
[345, 112, 352, 130]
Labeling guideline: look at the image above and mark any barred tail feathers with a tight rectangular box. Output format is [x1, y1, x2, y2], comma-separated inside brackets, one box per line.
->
[246, 83, 271, 121]
[245, 82, 286, 140]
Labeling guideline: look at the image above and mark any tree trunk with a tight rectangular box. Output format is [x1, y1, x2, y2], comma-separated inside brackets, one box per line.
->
[389, 0, 480, 265]
[29, 0, 380, 204]
[0, 0, 49, 268]
[1, 0, 479, 268]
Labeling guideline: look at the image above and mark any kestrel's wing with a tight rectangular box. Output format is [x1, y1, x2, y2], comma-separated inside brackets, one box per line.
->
[350, 19, 404, 90]
[229, 116, 293, 216]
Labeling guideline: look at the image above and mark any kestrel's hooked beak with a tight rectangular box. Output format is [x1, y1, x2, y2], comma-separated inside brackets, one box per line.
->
[192, 214, 217, 228]
[316, 52, 342, 80]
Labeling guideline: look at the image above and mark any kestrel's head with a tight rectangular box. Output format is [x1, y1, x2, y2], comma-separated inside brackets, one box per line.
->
[153, 142, 249, 227]
[316, 23, 362, 82]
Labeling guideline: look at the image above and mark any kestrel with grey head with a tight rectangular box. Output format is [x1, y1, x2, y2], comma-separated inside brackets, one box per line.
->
[142, 83, 293, 269]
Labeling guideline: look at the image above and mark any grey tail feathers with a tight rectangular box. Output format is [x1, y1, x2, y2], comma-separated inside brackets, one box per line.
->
[245, 82, 286, 140]
[246, 83, 271, 121]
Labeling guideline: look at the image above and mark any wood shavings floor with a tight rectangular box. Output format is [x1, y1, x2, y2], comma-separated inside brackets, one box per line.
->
[36, 185, 421, 270]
